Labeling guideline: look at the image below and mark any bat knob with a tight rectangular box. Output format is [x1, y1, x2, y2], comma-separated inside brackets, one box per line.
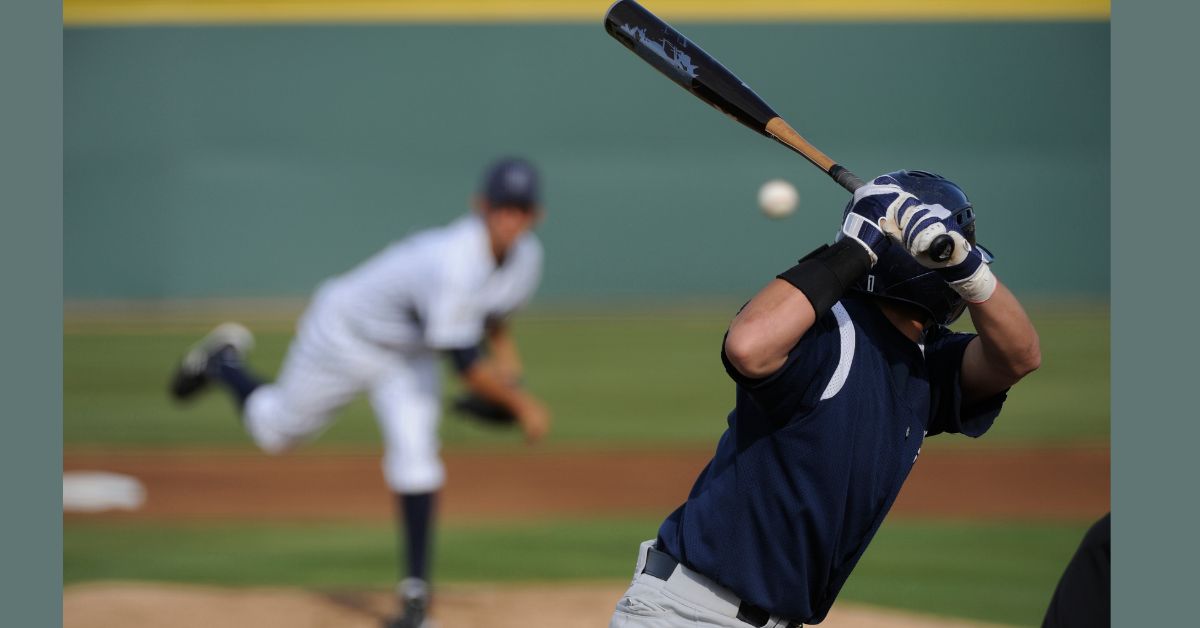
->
[929, 234, 955, 263]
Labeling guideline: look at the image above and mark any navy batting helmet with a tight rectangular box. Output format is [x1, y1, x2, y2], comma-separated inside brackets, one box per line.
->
[846, 170, 993, 326]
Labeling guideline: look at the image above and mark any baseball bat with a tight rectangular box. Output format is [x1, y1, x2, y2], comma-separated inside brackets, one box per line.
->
[603, 0, 955, 263]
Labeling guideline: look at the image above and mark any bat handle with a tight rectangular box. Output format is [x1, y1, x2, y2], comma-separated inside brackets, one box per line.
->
[828, 164, 866, 193]
[928, 234, 955, 263]
[828, 164, 956, 263]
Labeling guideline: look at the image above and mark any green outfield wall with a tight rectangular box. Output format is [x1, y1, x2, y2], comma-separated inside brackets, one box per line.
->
[65, 22, 1108, 301]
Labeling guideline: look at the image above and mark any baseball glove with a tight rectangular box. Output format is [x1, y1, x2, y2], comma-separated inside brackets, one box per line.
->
[452, 393, 517, 426]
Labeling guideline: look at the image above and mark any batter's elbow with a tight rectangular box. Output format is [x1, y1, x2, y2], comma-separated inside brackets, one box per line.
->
[1020, 347, 1042, 377]
[724, 332, 778, 379]
[1008, 339, 1042, 380]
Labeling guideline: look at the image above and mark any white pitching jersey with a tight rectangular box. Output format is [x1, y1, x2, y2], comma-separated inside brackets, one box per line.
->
[311, 213, 543, 353]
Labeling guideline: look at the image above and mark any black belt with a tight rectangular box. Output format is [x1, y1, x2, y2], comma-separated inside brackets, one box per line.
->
[642, 547, 801, 628]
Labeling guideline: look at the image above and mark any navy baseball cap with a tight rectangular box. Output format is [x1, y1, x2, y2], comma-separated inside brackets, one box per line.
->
[481, 158, 540, 209]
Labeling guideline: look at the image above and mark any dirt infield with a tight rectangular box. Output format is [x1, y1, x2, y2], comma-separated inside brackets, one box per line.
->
[64, 446, 1108, 521]
[64, 582, 1014, 628]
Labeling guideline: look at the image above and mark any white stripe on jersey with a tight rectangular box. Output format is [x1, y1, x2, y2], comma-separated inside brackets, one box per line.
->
[820, 302, 855, 401]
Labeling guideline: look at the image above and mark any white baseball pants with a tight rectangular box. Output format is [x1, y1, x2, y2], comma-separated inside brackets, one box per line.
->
[242, 296, 446, 494]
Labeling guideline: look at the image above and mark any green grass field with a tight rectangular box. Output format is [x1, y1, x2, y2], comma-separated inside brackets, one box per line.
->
[64, 517, 1089, 626]
[64, 304, 1109, 449]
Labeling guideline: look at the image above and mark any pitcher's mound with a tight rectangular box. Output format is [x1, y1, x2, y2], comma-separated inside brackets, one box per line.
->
[64, 582, 1011, 628]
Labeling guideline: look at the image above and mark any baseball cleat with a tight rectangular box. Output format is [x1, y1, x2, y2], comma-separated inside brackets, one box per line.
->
[384, 578, 435, 628]
[169, 322, 254, 401]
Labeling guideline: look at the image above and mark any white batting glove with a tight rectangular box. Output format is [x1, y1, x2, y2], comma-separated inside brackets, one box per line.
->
[885, 183, 996, 303]
[840, 181, 920, 266]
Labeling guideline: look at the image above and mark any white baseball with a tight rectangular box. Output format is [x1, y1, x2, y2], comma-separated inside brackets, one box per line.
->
[758, 179, 799, 219]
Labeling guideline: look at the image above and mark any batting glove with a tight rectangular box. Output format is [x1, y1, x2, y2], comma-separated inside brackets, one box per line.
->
[840, 179, 921, 266]
[882, 177, 996, 303]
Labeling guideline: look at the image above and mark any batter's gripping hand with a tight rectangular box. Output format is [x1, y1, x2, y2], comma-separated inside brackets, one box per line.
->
[841, 180, 922, 266]
[879, 175, 996, 303]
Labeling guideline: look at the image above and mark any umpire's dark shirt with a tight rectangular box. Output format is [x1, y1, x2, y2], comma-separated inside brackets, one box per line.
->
[656, 294, 1007, 624]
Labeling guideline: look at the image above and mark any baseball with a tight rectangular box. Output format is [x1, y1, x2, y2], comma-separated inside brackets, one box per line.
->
[758, 179, 798, 219]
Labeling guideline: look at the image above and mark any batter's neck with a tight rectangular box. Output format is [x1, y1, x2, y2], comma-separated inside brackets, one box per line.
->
[878, 302, 927, 343]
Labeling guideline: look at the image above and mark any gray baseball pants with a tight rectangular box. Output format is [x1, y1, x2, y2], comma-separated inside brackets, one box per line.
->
[610, 540, 800, 628]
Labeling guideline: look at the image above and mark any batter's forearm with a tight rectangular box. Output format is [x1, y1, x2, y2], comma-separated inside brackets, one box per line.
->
[725, 240, 871, 379]
[725, 280, 817, 379]
[962, 280, 1041, 399]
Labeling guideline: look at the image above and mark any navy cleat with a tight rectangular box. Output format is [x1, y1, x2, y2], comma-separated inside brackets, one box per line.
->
[385, 578, 434, 628]
[169, 322, 254, 401]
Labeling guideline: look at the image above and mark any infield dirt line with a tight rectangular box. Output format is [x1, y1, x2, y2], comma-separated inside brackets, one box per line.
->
[64, 446, 1109, 522]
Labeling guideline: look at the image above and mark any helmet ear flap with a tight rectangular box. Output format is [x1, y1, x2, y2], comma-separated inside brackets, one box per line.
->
[851, 240, 967, 326]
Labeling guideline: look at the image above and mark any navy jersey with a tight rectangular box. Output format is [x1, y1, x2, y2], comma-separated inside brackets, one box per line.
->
[655, 294, 1007, 623]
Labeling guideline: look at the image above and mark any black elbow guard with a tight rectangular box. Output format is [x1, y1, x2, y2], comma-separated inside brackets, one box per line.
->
[776, 239, 871, 318]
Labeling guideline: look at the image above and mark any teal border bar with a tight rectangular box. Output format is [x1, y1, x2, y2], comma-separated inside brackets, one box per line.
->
[1112, 0, 1197, 623]
[0, 0, 63, 623]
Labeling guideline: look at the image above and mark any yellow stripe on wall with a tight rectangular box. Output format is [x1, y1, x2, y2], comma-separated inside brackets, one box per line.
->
[64, 0, 1111, 27]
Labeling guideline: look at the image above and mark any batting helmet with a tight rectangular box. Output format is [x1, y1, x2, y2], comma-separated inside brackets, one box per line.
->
[846, 170, 993, 326]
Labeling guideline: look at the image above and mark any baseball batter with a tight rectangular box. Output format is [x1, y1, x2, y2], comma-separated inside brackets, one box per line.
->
[170, 158, 551, 628]
[610, 171, 1041, 627]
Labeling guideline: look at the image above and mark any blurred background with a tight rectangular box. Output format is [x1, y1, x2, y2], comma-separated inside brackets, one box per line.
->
[63, 1, 1110, 626]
